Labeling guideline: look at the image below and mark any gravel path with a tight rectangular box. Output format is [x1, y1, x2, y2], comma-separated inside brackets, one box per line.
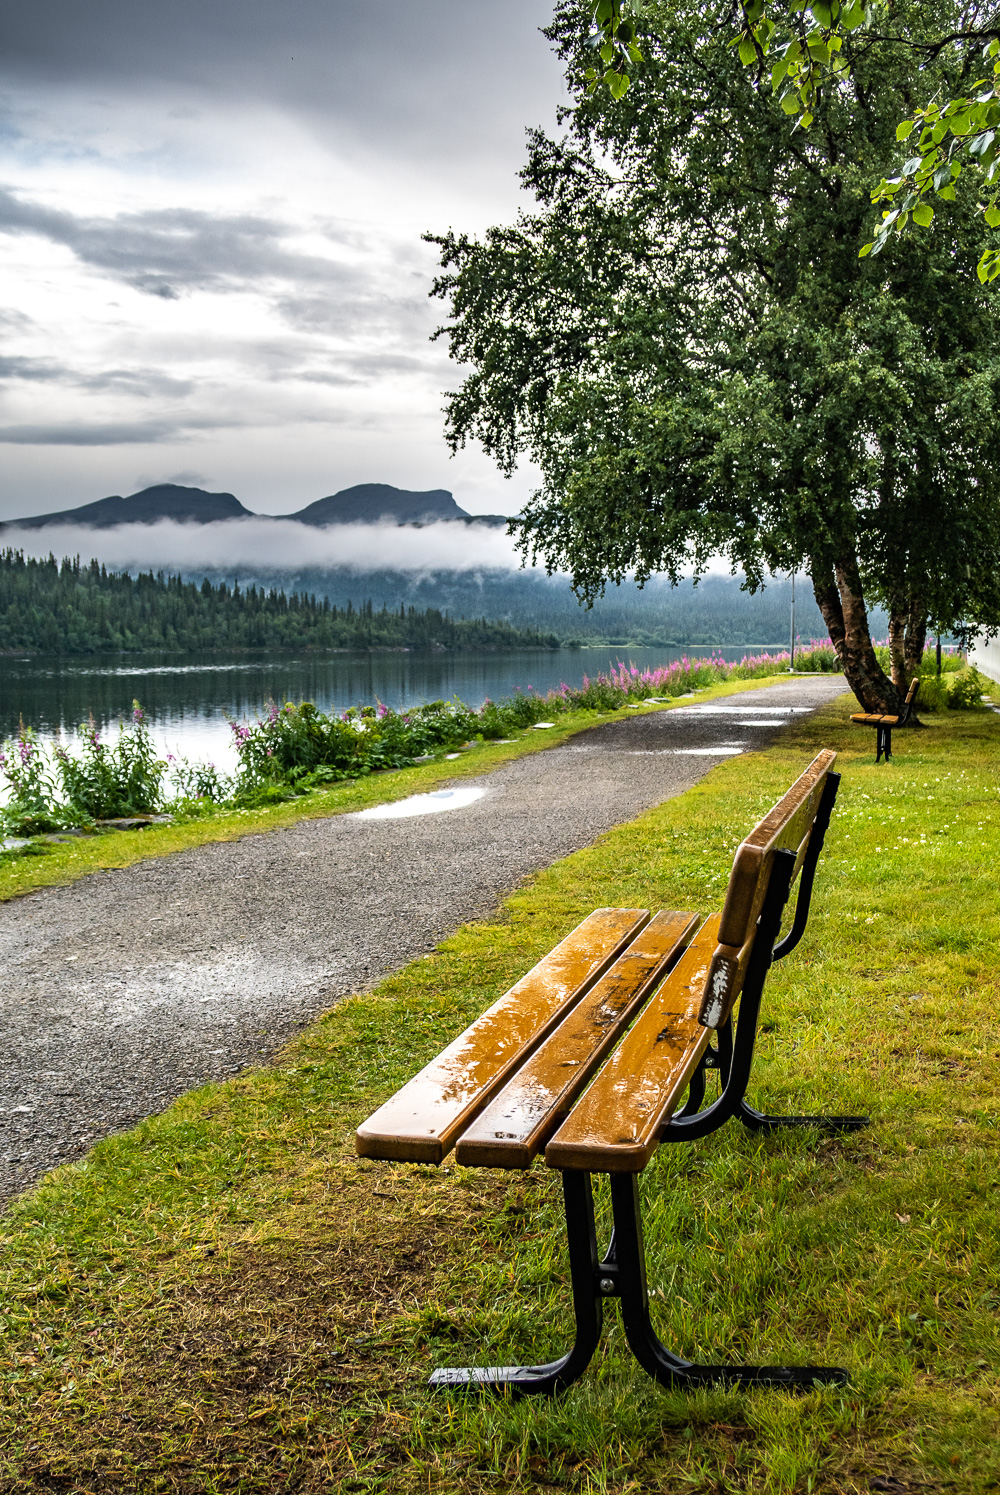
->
[0, 676, 846, 1208]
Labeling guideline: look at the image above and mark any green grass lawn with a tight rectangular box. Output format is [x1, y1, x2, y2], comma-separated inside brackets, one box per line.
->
[0, 688, 998, 1494]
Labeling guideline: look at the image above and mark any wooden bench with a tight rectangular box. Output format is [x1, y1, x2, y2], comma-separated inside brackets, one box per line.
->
[850, 677, 919, 762]
[356, 750, 868, 1396]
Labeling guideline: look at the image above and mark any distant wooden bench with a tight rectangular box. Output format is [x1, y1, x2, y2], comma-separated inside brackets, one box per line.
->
[850, 677, 920, 762]
[357, 751, 868, 1396]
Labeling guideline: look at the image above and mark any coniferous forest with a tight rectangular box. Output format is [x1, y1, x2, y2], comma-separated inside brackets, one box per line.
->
[0, 551, 561, 654]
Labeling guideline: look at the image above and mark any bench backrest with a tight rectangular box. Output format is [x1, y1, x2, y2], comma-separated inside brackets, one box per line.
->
[697, 748, 837, 1030]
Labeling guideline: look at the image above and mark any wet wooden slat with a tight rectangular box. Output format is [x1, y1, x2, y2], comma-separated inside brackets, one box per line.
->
[544, 916, 722, 1174]
[454, 909, 700, 1169]
[697, 749, 837, 1031]
[355, 907, 650, 1164]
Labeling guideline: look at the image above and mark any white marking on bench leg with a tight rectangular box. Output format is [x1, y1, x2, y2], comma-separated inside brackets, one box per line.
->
[702, 967, 730, 1030]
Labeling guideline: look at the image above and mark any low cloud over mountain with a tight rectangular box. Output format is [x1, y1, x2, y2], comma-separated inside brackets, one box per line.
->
[0, 516, 522, 576]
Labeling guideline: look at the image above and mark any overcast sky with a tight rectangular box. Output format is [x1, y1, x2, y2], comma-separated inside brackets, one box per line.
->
[0, 1, 566, 520]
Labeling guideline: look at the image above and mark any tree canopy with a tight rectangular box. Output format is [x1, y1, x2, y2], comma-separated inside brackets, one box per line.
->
[430, 0, 1000, 711]
[591, 0, 1000, 279]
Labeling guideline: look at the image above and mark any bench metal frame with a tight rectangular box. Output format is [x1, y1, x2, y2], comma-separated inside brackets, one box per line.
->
[430, 770, 870, 1396]
[861, 680, 920, 764]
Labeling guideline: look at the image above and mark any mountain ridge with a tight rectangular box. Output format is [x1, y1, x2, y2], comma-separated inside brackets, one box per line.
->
[0, 482, 510, 531]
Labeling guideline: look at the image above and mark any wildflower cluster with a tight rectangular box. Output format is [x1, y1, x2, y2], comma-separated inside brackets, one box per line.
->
[0, 702, 167, 835]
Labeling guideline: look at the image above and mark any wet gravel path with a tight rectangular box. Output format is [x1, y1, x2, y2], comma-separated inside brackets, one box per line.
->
[0, 676, 845, 1207]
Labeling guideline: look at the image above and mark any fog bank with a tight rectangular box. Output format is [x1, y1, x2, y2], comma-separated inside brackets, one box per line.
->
[0, 517, 528, 576]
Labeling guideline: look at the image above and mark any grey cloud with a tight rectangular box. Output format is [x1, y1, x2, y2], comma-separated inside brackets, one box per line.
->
[0, 1, 562, 174]
[0, 308, 35, 331]
[288, 352, 441, 387]
[0, 416, 236, 445]
[0, 358, 194, 396]
[274, 289, 436, 340]
[0, 355, 64, 381]
[78, 368, 196, 398]
[0, 189, 367, 301]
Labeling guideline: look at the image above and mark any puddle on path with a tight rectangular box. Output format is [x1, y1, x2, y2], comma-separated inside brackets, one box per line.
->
[355, 786, 487, 820]
[671, 746, 747, 756]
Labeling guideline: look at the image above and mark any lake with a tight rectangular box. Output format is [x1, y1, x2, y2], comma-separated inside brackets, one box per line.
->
[0, 645, 788, 771]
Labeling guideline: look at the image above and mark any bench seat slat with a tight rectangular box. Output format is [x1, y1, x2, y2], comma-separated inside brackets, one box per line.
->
[454, 910, 700, 1170]
[355, 908, 650, 1165]
[544, 916, 722, 1174]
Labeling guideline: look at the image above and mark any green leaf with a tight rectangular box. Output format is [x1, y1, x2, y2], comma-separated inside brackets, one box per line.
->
[739, 38, 758, 66]
[858, 242, 874, 257]
[896, 120, 915, 141]
[780, 91, 801, 115]
[984, 205, 1000, 227]
[979, 249, 1000, 281]
[937, 184, 957, 200]
[912, 203, 934, 227]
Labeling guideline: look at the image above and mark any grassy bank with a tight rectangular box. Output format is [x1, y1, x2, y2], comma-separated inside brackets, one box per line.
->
[0, 673, 802, 903]
[0, 688, 998, 1493]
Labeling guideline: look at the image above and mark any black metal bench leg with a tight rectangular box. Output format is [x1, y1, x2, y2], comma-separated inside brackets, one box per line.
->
[609, 1172, 849, 1391]
[738, 1098, 870, 1134]
[428, 1170, 604, 1396]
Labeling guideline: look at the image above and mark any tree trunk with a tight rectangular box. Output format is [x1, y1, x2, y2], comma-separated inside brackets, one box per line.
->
[810, 553, 901, 714]
[888, 613, 907, 690]
[903, 599, 927, 683]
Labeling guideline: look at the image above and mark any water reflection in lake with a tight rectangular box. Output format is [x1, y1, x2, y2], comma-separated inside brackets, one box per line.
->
[0, 645, 784, 770]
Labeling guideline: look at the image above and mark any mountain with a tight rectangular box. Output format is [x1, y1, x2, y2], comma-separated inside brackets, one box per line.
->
[1, 482, 509, 530]
[288, 483, 505, 527]
[1, 483, 252, 529]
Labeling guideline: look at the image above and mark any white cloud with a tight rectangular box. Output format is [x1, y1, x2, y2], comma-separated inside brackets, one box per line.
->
[0, 517, 530, 575]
